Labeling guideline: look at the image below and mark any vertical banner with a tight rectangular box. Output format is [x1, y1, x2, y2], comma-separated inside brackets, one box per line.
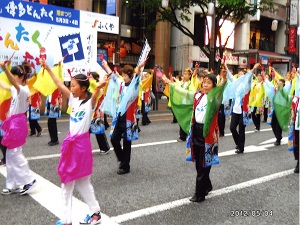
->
[288, 27, 297, 53]
[22, 0, 48, 3]
[249, 0, 261, 21]
[106, 0, 116, 15]
[261, 56, 268, 65]
[290, 0, 298, 26]
[136, 39, 151, 73]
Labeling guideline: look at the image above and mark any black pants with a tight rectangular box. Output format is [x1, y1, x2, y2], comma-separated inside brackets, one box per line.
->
[218, 104, 225, 136]
[48, 117, 58, 142]
[28, 105, 42, 135]
[179, 126, 187, 141]
[95, 133, 110, 151]
[111, 114, 131, 171]
[271, 112, 282, 142]
[263, 107, 268, 122]
[0, 136, 7, 163]
[104, 114, 110, 129]
[141, 100, 151, 125]
[29, 120, 42, 135]
[251, 107, 261, 130]
[193, 123, 212, 197]
[294, 130, 299, 160]
[230, 112, 245, 151]
[171, 109, 177, 123]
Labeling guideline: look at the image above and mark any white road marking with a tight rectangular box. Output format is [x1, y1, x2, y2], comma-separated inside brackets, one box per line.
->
[111, 169, 294, 223]
[224, 128, 273, 136]
[0, 167, 119, 225]
[26, 136, 287, 162]
[219, 137, 288, 157]
[1, 130, 291, 224]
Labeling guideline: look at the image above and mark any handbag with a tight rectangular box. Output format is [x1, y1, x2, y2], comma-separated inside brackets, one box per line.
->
[90, 117, 105, 134]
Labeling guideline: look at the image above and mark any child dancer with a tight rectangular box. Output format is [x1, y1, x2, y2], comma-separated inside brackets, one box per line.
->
[41, 59, 107, 225]
[0, 61, 36, 195]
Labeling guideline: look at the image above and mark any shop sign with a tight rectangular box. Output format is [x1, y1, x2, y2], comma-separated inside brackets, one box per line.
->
[288, 27, 297, 53]
[0, 0, 112, 81]
[199, 49, 238, 65]
[83, 11, 119, 35]
[0, 0, 79, 28]
[106, 0, 116, 15]
[260, 2, 286, 21]
[238, 57, 247, 68]
[290, 0, 298, 26]
[261, 56, 268, 65]
[249, 0, 261, 22]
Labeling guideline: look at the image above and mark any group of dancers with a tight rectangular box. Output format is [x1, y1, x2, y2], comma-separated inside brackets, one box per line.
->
[0, 56, 298, 224]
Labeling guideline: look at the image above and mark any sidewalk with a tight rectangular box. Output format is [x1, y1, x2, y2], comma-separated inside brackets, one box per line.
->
[152, 98, 170, 114]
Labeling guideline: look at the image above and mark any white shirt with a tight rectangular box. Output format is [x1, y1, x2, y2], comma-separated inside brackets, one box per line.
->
[233, 97, 242, 114]
[195, 93, 207, 124]
[69, 93, 94, 136]
[181, 81, 189, 89]
[9, 85, 30, 117]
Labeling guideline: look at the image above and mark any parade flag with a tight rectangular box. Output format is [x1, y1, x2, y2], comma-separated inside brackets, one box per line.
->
[142, 73, 153, 91]
[0, 98, 11, 122]
[88, 77, 98, 94]
[204, 82, 226, 137]
[274, 70, 283, 80]
[223, 70, 253, 102]
[33, 63, 63, 96]
[170, 84, 194, 134]
[0, 71, 11, 105]
[273, 86, 292, 131]
[136, 39, 151, 73]
[27, 75, 38, 96]
[163, 83, 170, 98]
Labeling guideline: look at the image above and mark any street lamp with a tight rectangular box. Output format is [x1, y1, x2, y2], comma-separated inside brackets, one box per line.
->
[208, 0, 216, 71]
[271, 20, 278, 31]
[115, 0, 122, 68]
[207, 2, 214, 16]
[162, 0, 169, 8]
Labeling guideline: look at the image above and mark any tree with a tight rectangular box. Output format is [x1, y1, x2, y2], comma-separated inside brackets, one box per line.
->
[124, 0, 274, 71]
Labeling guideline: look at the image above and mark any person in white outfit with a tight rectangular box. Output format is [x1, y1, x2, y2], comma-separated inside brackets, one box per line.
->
[0, 61, 36, 195]
[41, 58, 107, 225]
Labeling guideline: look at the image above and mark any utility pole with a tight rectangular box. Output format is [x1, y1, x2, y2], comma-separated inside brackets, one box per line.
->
[115, 0, 122, 69]
[208, 0, 216, 71]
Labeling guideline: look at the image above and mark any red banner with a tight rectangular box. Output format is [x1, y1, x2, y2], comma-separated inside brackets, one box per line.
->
[22, 0, 48, 4]
[288, 27, 297, 53]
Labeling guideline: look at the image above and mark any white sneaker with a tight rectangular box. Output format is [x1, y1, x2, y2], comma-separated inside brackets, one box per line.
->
[20, 179, 37, 195]
[100, 149, 111, 155]
[1, 188, 20, 195]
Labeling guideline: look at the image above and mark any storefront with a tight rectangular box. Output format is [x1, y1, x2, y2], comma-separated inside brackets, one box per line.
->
[233, 49, 292, 75]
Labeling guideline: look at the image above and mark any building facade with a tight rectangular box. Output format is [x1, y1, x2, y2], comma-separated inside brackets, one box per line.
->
[170, 0, 298, 75]
[24, 0, 299, 75]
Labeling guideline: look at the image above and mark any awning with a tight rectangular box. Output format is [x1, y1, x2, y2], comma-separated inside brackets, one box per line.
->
[232, 49, 291, 61]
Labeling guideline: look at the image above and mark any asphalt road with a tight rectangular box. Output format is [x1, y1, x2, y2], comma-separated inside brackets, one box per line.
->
[0, 112, 298, 225]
